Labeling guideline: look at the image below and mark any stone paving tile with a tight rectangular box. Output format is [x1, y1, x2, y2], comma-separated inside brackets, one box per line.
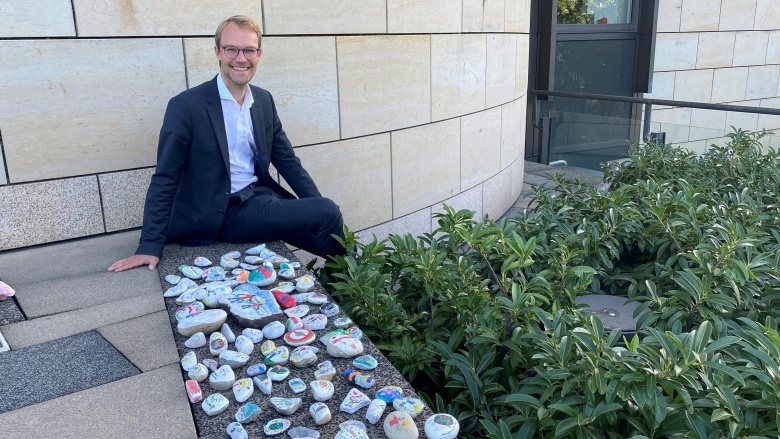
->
[0, 364, 196, 439]
[0, 331, 139, 413]
[98, 310, 179, 372]
[1, 293, 165, 349]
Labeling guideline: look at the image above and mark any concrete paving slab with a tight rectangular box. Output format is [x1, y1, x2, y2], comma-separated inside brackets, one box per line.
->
[1, 294, 165, 349]
[0, 331, 139, 413]
[522, 173, 555, 186]
[0, 364, 196, 439]
[14, 268, 161, 319]
[0, 230, 141, 285]
[98, 310, 179, 372]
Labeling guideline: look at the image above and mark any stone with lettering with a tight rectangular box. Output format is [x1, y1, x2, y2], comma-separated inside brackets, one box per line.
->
[164, 277, 197, 297]
[270, 397, 302, 415]
[393, 397, 425, 418]
[327, 335, 364, 358]
[234, 335, 254, 356]
[384, 411, 419, 439]
[185, 379, 202, 403]
[302, 314, 328, 331]
[202, 393, 229, 416]
[309, 402, 332, 425]
[209, 332, 228, 356]
[308, 292, 328, 304]
[181, 351, 198, 371]
[353, 355, 378, 370]
[235, 401, 261, 424]
[253, 374, 273, 395]
[203, 358, 219, 372]
[264, 418, 292, 436]
[263, 321, 286, 339]
[209, 365, 236, 391]
[285, 328, 316, 347]
[188, 363, 209, 382]
[424, 413, 459, 439]
[226, 422, 248, 439]
[242, 328, 264, 343]
[288, 378, 307, 394]
[340, 388, 371, 414]
[288, 426, 320, 438]
[320, 302, 340, 317]
[177, 309, 227, 337]
[366, 398, 387, 425]
[344, 369, 375, 389]
[248, 264, 277, 287]
[278, 262, 297, 280]
[310, 380, 335, 401]
[165, 274, 181, 285]
[333, 317, 353, 328]
[193, 256, 212, 267]
[286, 316, 304, 331]
[264, 346, 289, 366]
[284, 304, 310, 318]
[233, 377, 254, 403]
[267, 365, 290, 381]
[290, 345, 319, 367]
[376, 386, 403, 403]
[220, 350, 250, 368]
[260, 340, 277, 356]
[184, 332, 206, 349]
[334, 425, 369, 439]
[174, 290, 197, 306]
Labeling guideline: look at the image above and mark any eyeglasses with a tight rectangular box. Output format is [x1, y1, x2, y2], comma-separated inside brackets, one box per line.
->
[219, 45, 260, 60]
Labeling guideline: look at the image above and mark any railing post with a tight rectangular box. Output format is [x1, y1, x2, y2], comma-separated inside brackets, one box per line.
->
[643, 103, 652, 140]
[540, 117, 552, 165]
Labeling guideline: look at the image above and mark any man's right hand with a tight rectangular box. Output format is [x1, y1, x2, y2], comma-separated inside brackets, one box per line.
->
[108, 254, 160, 272]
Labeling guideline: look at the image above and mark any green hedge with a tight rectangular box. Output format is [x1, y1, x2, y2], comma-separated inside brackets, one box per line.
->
[321, 130, 780, 438]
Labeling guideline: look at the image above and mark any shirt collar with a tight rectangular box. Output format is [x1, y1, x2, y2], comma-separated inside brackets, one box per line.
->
[216, 73, 254, 108]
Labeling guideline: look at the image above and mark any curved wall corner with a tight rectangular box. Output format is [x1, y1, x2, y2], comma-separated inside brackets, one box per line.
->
[0, 0, 530, 251]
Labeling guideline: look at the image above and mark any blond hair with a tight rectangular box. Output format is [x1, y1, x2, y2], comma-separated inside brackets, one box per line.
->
[215, 15, 262, 47]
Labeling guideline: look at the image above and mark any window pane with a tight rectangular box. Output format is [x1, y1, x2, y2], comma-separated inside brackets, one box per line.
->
[558, 0, 632, 25]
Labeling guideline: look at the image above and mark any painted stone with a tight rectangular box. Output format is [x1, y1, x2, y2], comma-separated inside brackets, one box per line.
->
[178, 265, 203, 280]
[284, 304, 310, 318]
[174, 290, 197, 306]
[424, 414, 459, 439]
[286, 316, 304, 331]
[202, 393, 229, 416]
[246, 363, 267, 377]
[270, 397, 303, 415]
[239, 262, 258, 270]
[333, 317, 353, 328]
[244, 256, 263, 264]
[203, 358, 219, 372]
[264, 418, 292, 436]
[263, 321, 286, 339]
[253, 374, 273, 395]
[288, 426, 320, 438]
[192, 288, 208, 300]
[295, 275, 316, 293]
[348, 326, 364, 339]
[235, 401, 261, 424]
[340, 388, 371, 414]
[264, 254, 289, 267]
[292, 293, 311, 303]
[193, 256, 212, 267]
[177, 306, 201, 323]
[366, 398, 387, 425]
[164, 278, 198, 297]
[264, 346, 289, 366]
[284, 329, 316, 347]
[290, 346, 319, 367]
[202, 291, 225, 308]
[334, 425, 369, 439]
[226, 422, 248, 439]
[327, 335, 364, 358]
[223, 250, 242, 259]
[314, 361, 336, 381]
[320, 329, 347, 345]
[185, 379, 202, 403]
[235, 270, 249, 283]
[393, 397, 425, 418]
[202, 266, 228, 282]
[340, 420, 367, 431]
[177, 309, 227, 337]
[308, 292, 328, 304]
[376, 386, 404, 403]
[288, 378, 307, 394]
[272, 289, 297, 308]
[248, 265, 277, 287]
[188, 363, 209, 382]
[229, 289, 284, 328]
[233, 283, 262, 294]
[221, 323, 236, 343]
[235, 335, 254, 356]
[278, 262, 296, 280]
[209, 365, 236, 391]
[209, 332, 228, 356]
[309, 402, 332, 425]
[302, 314, 328, 331]
[180, 351, 198, 371]
[320, 302, 340, 317]
[205, 281, 236, 291]
[219, 350, 250, 368]
[232, 377, 254, 403]
[344, 369, 375, 389]
[245, 243, 266, 255]
[164, 274, 181, 285]
[242, 328, 264, 343]
[310, 380, 335, 401]
[260, 340, 277, 356]
[383, 411, 419, 439]
[353, 355, 378, 371]
[267, 365, 290, 381]
[221, 255, 240, 269]
[275, 282, 296, 293]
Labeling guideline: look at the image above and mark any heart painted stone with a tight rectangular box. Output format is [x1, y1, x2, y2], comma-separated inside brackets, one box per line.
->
[264, 418, 292, 436]
[393, 397, 425, 418]
[320, 302, 340, 317]
[309, 380, 335, 401]
[333, 317, 353, 328]
[308, 292, 328, 304]
[208, 365, 236, 391]
[219, 350, 250, 368]
[267, 365, 290, 381]
[424, 413, 460, 439]
[235, 401, 261, 424]
[246, 363, 267, 377]
[284, 304, 310, 318]
[339, 388, 371, 414]
[286, 316, 304, 331]
[288, 378, 307, 394]
[353, 355, 378, 370]
[383, 411, 418, 439]
[188, 363, 208, 382]
[241, 328, 264, 343]
[185, 379, 202, 403]
[177, 309, 227, 337]
[260, 340, 276, 356]
[327, 335, 364, 358]
[209, 332, 228, 356]
[270, 397, 302, 415]
[263, 321, 286, 339]
[232, 377, 254, 403]
[284, 329, 316, 347]
[375, 386, 403, 403]
[302, 314, 328, 331]
[344, 369, 375, 389]
[221, 323, 236, 343]
[234, 335, 254, 356]
[253, 375, 272, 395]
[290, 345, 319, 367]
[180, 351, 198, 371]
[201, 393, 229, 416]
[226, 422, 248, 439]
[366, 398, 387, 425]
[309, 402, 332, 425]
[264, 346, 289, 366]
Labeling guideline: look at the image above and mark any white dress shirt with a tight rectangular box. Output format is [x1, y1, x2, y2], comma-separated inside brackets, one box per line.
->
[217, 74, 259, 193]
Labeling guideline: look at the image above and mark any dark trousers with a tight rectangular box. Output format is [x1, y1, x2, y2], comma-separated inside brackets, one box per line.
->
[218, 187, 346, 259]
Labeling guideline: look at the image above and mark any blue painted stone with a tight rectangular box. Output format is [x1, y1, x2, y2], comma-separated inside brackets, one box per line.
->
[246, 363, 267, 377]
[375, 385, 403, 403]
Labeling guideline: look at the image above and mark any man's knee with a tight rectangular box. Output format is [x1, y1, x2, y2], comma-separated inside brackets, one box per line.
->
[314, 197, 343, 226]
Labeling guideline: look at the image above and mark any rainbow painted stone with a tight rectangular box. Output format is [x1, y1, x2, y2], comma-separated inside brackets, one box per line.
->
[248, 264, 277, 287]
[344, 369, 375, 389]
[285, 329, 316, 347]
[264, 418, 292, 436]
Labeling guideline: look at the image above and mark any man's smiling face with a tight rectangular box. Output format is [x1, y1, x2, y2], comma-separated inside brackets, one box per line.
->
[215, 22, 261, 93]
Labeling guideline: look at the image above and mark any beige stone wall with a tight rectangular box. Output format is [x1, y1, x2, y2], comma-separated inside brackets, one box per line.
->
[0, 0, 530, 251]
[648, 0, 780, 145]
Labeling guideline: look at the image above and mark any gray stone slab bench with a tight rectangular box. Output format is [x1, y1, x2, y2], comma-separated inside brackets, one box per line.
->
[158, 240, 432, 438]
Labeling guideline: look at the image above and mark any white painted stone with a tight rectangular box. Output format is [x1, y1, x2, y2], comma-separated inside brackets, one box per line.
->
[267, 366, 291, 381]
[270, 397, 303, 415]
[265, 346, 290, 366]
[209, 365, 236, 391]
[290, 345, 319, 367]
[164, 278, 198, 298]
[253, 375, 273, 395]
[226, 422, 248, 439]
[232, 378, 254, 403]
[185, 379, 202, 403]
[335, 425, 369, 439]
[242, 328, 264, 343]
[188, 364, 209, 382]
[202, 393, 229, 416]
[383, 411, 419, 439]
[327, 335, 365, 358]
[234, 335, 254, 356]
[209, 332, 228, 356]
[219, 350, 250, 368]
[424, 413, 460, 439]
[235, 402, 261, 424]
[310, 380, 335, 401]
[263, 321, 286, 339]
[309, 402, 332, 425]
[366, 398, 387, 425]
[340, 388, 371, 414]
[393, 398, 426, 418]
[302, 314, 328, 331]
[264, 418, 292, 436]
[180, 351, 198, 371]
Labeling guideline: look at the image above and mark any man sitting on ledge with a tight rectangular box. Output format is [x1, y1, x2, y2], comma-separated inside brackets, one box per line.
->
[109, 15, 345, 272]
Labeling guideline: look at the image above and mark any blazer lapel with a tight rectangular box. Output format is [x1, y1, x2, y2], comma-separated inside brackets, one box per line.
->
[205, 77, 231, 177]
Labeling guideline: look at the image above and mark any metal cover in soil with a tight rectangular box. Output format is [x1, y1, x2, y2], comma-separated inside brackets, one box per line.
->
[576, 294, 646, 331]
